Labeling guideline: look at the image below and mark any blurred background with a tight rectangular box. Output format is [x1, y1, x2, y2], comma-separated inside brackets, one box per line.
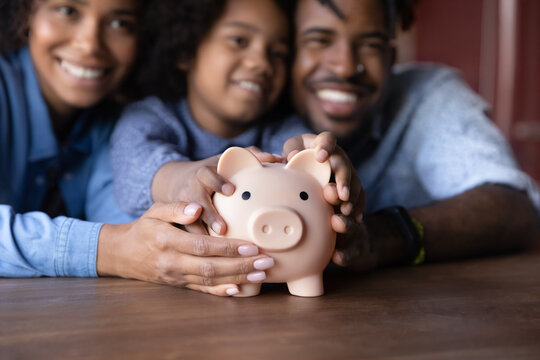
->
[396, 0, 540, 181]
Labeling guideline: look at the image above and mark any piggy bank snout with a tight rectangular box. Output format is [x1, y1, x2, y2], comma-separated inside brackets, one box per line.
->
[248, 207, 303, 250]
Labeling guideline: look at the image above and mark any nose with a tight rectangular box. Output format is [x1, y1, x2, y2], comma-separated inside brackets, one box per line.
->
[72, 19, 102, 55]
[325, 40, 357, 78]
[243, 46, 272, 75]
[248, 207, 303, 250]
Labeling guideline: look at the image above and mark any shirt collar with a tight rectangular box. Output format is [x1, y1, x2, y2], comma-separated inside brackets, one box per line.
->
[20, 47, 58, 162]
[20, 47, 94, 162]
[179, 99, 259, 144]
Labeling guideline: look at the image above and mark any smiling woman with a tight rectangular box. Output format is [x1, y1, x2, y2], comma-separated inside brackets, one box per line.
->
[27, 0, 140, 122]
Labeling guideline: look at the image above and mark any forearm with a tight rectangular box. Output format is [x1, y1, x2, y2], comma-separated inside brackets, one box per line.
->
[151, 161, 194, 203]
[369, 184, 539, 267]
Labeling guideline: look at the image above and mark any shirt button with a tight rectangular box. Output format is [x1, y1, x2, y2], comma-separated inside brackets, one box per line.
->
[35, 176, 45, 185]
[64, 173, 73, 180]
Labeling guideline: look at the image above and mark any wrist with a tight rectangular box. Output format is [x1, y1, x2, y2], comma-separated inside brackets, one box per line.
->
[373, 206, 425, 266]
[151, 161, 187, 203]
[97, 223, 127, 277]
[364, 214, 405, 267]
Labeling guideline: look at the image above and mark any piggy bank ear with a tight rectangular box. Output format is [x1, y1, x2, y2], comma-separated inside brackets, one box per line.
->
[286, 149, 331, 186]
[217, 147, 263, 178]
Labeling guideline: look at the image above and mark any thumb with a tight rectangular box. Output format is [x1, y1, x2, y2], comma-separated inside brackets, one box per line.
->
[146, 202, 202, 225]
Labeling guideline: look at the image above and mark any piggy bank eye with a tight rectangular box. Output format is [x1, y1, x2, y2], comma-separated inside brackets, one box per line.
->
[299, 191, 309, 201]
[242, 191, 251, 200]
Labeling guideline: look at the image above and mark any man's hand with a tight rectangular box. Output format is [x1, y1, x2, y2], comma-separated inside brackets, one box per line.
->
[97, 202, 275, 296]
[283, 132, 365, 232]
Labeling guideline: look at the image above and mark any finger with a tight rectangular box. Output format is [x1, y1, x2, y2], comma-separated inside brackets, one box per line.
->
[246, 146, 283, 163]
[182, 270, 267, 287]
[331, 213, 365, 235]
[331, 214, 347, 234]
[340, 202, 353, 216]
[311, 131, 337, 162]
[323, 183, 341, 206]
[198, 195, 228, 235]
[179, 254, 274, 278]
[196, 166, 235, 196]
[146, 201, 202, 225]
[184, 221, 209, 235]
[347, 172, 365, 215]
[195, 167, 234, 235]
[185, 283, 240, 297]
[332, 250, 347, 267]
[158, 230, 260, 258]
[287, 149, 300, 162]
[282, 135, 310, 159]
[328, 152, 351, 202]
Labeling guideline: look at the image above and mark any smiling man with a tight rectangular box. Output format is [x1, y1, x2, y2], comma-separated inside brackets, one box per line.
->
[291, 0, 540, 271]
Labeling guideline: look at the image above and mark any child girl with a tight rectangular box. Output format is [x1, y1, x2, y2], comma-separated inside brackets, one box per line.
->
[111, 0, 318, 234]
[1, 0, 264, 297]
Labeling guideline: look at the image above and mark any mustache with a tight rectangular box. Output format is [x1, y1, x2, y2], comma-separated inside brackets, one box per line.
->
[305, 73, 376, 93]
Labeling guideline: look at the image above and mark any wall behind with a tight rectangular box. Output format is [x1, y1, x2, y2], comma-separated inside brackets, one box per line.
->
[397, 0, 540, 181]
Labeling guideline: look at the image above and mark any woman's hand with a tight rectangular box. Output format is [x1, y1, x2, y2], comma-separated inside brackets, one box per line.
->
[97, 202, 275, 296]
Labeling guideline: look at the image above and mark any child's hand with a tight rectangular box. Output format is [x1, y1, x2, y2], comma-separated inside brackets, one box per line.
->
[283, 132, 365, 230]
[152, 155, 232, 235]
[152, 149, 283, 236]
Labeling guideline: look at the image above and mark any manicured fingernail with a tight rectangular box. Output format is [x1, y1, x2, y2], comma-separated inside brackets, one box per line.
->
[247, 271, 266, 282]
[253, 257, 274, 270]
[238, 245, 259, 256]
[226, 287, 239, 296]
[184, 203, 201, 216]
[211, 222, 222, 234]
[222, 183, 235, 196]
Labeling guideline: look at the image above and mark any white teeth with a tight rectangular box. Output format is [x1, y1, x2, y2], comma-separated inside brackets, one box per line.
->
[238, 81, 262, 93]
[60, 60, 104, 79]
[317, 89, 357, 103]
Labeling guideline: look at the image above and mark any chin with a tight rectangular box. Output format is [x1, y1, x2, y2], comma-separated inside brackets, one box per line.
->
[311, 115, 360, 139]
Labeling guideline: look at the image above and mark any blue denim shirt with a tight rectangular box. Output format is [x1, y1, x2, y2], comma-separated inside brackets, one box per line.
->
[0, 48, 133, 278]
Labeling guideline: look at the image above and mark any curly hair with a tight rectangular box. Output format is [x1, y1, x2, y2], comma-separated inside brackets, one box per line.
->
[0, 0, 37, 54]
[134, 0, 296, 101]
[315, 0, 418, 35]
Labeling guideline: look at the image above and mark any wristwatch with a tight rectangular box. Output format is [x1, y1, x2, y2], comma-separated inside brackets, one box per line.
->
[375, 206, 425, 265]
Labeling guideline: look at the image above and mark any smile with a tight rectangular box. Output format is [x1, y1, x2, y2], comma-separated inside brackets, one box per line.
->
[317, 89, 357, 104]
[60, 60, 106, 80]
[238, 80, 263, 94]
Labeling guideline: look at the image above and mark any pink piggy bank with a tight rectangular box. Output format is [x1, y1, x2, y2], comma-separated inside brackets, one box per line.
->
[212, 147, 336, 297]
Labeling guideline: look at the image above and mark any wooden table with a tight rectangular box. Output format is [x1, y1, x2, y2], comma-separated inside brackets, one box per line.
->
[2, 250, 540, 360]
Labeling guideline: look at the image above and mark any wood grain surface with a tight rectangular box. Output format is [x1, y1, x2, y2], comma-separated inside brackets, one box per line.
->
[2, 250, 540, 359]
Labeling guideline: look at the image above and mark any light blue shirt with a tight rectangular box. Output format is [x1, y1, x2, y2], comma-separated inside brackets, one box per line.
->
[0, 47, 133, 278]
[111, 97, 311, 216]
[336, 63, 540, 213]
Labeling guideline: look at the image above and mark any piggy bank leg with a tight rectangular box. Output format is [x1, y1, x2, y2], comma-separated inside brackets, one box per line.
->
[234, 283, 262, 297]
[286, 274, 324, 297]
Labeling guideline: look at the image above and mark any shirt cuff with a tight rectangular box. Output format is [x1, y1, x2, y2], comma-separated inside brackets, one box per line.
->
[54, 218, 102, 277]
